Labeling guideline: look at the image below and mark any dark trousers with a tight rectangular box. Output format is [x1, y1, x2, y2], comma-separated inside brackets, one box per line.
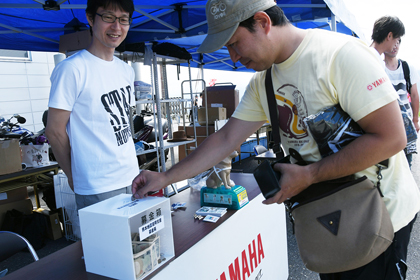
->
[320, 215, 417, 280]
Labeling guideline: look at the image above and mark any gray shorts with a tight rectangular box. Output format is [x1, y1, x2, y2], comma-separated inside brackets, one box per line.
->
[75, 186, 132, 211]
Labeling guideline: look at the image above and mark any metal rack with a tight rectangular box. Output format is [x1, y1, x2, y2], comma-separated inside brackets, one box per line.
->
[131, 52, 200, 196]
[179, 78, 208, 157]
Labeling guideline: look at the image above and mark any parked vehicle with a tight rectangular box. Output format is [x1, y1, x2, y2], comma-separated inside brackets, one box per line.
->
[133, 110, 169, 171]
[0, 114, 33, 140]
[1, 113, 55, 163]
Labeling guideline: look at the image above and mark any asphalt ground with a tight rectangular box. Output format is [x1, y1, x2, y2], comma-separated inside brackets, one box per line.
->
[1, 148, 420, 279]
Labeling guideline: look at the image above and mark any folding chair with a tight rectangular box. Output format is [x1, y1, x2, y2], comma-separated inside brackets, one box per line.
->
[0, 231, 39, 262]
[253, 145, 268, 155]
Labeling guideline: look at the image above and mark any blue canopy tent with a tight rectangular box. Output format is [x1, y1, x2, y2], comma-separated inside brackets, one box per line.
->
[0, 0, 364, 72]
[159, 19, 360, 72]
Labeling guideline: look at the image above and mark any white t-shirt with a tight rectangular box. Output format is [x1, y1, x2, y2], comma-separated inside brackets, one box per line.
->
[370, 47, 386, 69]
[385, 60, 420, 154]
[49, 50, 139, 195]
[233, 29, 420, 232]
[385, 60, 420, 119]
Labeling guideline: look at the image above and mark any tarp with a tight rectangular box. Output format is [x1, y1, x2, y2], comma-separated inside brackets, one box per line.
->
[0, 0, 364, 72]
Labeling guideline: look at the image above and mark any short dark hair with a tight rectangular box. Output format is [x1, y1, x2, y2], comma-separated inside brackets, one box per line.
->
[239, 5, 289, 33]
[86, 0, 134, 22]
[371, 16, 405, 44]
[86, 0, 134, 35]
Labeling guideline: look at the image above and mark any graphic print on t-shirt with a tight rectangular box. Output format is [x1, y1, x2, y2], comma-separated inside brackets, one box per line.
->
[101, 85, 133, 146]
[392, 82, 413, 118]
[276, 84, 309, 147]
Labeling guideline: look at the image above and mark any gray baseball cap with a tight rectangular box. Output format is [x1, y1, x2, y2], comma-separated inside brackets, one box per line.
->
[197, 0, 277, 53]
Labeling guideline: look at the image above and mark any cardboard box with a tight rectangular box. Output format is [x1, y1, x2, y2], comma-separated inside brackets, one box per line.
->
[34, 209, 63, 240]
[177, 125, 216, 161]
[179, 125, 215, 137]
[59, 30, 91, 53]
[178, 141, 203, 161]
[0, 198, 33, 228]
[197, 107, 226, 125]
[0, 139, 22, 176]
[79, 194, 174, 280]
[0, 188, 29, 206]
[205, 85, 239, 118]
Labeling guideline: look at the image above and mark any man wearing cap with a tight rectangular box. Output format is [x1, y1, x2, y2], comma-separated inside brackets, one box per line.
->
[132, 0, 420, 278]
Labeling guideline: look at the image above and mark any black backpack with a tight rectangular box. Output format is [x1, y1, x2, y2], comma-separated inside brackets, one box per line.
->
[400, 59, 412, 94]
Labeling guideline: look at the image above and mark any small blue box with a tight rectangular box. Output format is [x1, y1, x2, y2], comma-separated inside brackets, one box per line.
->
[200, 185, 249, 210]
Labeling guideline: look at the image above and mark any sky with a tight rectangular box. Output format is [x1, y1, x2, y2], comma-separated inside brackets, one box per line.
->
[151, 0, 420, 99]
[139, 61, 254, 99]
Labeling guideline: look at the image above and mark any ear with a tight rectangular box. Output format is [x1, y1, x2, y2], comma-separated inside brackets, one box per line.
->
[254, 11, 271, 35]
[86, 12, 94, 27]
[387, 32, 394, 40]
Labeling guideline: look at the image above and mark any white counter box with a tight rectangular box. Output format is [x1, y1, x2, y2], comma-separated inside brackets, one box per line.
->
[79, 194, 174, 280]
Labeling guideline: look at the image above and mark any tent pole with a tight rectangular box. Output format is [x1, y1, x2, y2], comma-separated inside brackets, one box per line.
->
[200, 54, 204, 83]
[331, 13, 337, 32]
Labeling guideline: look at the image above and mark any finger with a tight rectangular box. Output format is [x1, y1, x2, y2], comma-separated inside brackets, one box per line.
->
[262, 190, 282, 205]
[272, 162, 284, 173]
[131, 180, 144, 198]
[133, 189, 146, 199]
[131, 182, 137, 196]
[132, 172, 147, 199]
[131, 179, 142, 198]
[132, 190, 141, 199]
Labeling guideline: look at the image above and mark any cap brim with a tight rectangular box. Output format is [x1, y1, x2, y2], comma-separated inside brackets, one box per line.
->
[197, 23, 239, 54]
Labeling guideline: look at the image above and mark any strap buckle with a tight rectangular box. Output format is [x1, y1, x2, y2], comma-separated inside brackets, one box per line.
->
[272, 144, 285, 159]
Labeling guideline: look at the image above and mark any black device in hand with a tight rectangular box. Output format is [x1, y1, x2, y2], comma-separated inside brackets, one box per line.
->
[253, 160, 281, 199]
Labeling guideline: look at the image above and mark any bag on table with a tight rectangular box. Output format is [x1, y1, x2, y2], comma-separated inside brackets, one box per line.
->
[21, 143, 49, 167]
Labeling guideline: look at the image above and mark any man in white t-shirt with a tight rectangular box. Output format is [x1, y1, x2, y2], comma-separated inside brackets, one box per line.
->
[371, 15, 419, 169]
[384, 40, 420, 168]
[132, 0, 420, 278]
[370, 16, 405, 66]
[46, 0, 139, 210]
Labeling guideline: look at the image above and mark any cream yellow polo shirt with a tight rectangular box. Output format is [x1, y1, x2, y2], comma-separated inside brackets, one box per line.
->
[233, 29, 420, 232]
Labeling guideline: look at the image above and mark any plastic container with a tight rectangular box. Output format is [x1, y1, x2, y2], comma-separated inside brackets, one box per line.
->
[134, 81, 152, 101]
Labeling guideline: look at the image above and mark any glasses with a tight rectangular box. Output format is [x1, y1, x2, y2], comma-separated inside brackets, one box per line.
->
[96, 13, 132, 25]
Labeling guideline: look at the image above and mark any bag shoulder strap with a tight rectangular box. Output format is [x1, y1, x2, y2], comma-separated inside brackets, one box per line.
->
[400, 59, 412, 94]
[265, 67, 284, 158]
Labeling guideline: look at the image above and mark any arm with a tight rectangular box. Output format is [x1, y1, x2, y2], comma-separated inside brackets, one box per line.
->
[45, 108, 74, 190]
[132, 117, 266, 198]
[265, 100, 406, 204]
[410, 83, 419, 132]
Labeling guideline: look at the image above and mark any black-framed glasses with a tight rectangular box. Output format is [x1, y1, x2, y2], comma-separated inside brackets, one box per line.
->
[96, 13, 132, 25]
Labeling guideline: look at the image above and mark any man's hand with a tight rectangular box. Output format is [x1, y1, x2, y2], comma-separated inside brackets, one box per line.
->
[414, 120, 420, 133]
[410, 84, 419, 132]
[131, 170, 168, 199]
[262, 163, 314, 205]
[45, 108, 74, 191]
[68, 175, 74, 192]
[131, 118, 266, 200]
